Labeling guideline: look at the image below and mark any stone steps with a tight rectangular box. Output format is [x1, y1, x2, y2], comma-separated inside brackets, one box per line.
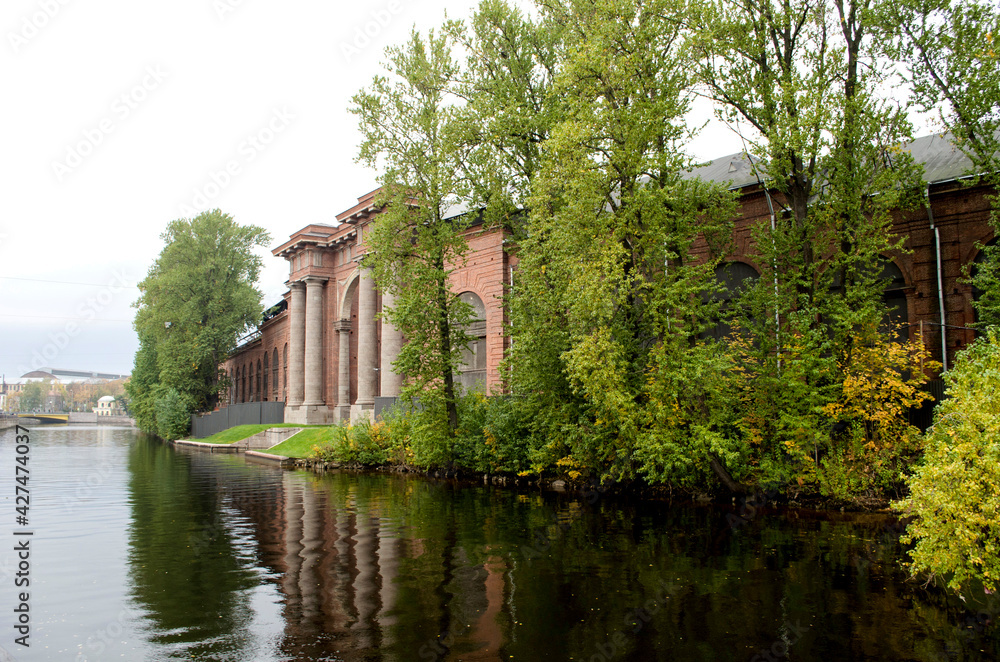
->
[235, 427, 303, 450]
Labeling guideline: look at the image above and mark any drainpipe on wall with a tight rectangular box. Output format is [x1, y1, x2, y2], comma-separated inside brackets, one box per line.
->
[925, 186, 948, 372]
[509, 264, 513, 349]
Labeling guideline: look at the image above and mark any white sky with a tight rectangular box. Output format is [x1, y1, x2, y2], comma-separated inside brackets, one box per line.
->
[0, 0, 739, 383]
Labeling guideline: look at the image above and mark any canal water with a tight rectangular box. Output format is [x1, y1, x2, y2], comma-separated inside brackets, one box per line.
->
[0, 425, 996, 661]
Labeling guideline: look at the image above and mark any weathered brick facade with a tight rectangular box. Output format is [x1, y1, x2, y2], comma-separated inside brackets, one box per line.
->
[221, 189, 514, 423]
[690, 133, 995, 370]
[223, 136, 994, 419]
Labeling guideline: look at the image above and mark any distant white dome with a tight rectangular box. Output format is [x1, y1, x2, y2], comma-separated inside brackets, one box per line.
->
[98, 395, 116, 403]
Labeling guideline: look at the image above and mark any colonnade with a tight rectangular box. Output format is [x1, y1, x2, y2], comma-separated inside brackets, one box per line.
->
[284, 268, 403, 424]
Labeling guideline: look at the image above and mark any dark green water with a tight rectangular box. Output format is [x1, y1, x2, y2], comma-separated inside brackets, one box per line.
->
[0, 426, 996, 661]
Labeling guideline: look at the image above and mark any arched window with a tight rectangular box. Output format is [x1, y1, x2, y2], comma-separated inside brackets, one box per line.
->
[272, 348, 280, 400]
[263, 353, 269, 402]
[702, 262, 760, 341]
[249, 363, 254, 402]
[283, 344, 288, 401]
[457, 291, 488, 393]
[972, 238, 997, 325]
[879, 260, 909, 339]
[256, 359, 262, 400]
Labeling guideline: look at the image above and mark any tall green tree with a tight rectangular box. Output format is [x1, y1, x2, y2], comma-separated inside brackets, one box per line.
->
[508, 0, 739, 487]
[691, 0, 926, 493]
[128, 209, 269, 438]
[897, 0, 1000, 177]
[352, 29, 476, 465]
[894, 0, 1000, 326]
[447, 0, 562, 229]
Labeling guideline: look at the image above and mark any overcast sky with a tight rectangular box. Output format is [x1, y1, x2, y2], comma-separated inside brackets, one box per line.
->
[0, 0, 744, 383]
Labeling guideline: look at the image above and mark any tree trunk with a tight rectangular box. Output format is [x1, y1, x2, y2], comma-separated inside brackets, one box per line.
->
[708, 453, 746, 494]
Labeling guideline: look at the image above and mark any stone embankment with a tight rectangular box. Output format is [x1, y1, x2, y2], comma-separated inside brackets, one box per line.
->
[68, 412, 136, 426]
[173, 427, 302, 467]
[1, 414, 135, 428]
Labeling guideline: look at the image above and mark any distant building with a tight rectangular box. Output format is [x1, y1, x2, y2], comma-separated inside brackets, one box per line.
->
[94, 395, 121, 417]
[2, 378, 26, 413]
[22, 368, 129, 385]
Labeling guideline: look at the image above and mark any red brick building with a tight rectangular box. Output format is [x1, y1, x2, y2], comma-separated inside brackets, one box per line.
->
[690, 133, 995, 371]
[222, 189, 514, 424]
[223, 135, 994, 423]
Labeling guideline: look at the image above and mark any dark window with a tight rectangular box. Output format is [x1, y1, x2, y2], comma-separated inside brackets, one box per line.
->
[702, 262, 760, 341]
[263, 353, 269, 402]
[272, 348, 280, 400]
[457, 291, 488, 393]
[971, 238, 997, 325]
[879, 261, 909, 339]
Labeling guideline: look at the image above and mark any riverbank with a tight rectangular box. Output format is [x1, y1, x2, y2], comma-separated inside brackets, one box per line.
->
[173, 422, 901, 512]
[285, 454, 898, 513]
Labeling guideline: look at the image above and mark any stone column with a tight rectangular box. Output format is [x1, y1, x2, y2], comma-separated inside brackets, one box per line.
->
[356, 267, 378, 407]
[336, 319, 352, 420]
[287, 281, 305, 407]
[379, 288, 404, 398]
[302, 276, 327, 407]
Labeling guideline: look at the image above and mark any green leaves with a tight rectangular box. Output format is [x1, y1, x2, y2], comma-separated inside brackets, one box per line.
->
[896, 0, 1000, 176]
[129, 209, 270, 436]
[508, 0, 739, 485]
[896, 329, 1000, 593]
[354, 28, 476, 454]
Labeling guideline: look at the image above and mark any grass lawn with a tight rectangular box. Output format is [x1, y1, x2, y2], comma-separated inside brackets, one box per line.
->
[192, 423, 323, 445]
[267, 426, 337, 458]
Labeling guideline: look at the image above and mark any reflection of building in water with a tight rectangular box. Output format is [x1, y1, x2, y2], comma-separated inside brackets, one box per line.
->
[276, 475, 401, 656]
[220, 470, 509, 661]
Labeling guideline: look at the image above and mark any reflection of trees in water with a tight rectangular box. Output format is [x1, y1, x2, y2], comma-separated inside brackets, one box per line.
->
[130, 443, 999, 661]
[125, 441, 274, 660]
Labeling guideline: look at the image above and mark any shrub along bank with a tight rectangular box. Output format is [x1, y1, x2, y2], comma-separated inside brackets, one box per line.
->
[308, 341, 935, 507]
